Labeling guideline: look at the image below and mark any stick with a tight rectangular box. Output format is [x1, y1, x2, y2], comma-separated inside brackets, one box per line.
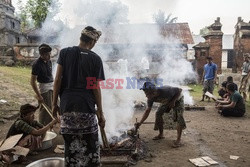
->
[41, 103, 55, 120]
[142, 122, 155, 124]
[100, 127, 110, 149]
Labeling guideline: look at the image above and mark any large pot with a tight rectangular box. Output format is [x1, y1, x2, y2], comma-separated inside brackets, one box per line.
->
[26, 157, 64, 167]
[40, 131, 57, 150]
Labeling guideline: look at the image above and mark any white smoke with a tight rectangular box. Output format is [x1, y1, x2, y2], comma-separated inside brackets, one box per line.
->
[41, 0, 196, 138]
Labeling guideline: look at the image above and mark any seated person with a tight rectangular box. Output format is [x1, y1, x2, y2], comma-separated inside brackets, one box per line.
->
[6, 104, 57, 158]
[227, 76, 238, 91]
[218, 81, 227, 98]
[216, 83, 245, 117]
[218, 76, 238, 99]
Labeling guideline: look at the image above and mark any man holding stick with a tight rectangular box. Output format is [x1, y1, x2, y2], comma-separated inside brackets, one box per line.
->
[31, 44, 54, 126]
[135, 81, 186, 148]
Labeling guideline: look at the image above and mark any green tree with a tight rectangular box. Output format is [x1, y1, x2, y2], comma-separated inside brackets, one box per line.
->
[26, 0, 52, 28]
[153, 10, 178, 26]
[17, 0, 31, 31]
[200, 26, 209, 36]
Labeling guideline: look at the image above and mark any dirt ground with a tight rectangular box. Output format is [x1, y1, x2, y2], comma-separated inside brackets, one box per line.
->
[1, 70, 250, 167]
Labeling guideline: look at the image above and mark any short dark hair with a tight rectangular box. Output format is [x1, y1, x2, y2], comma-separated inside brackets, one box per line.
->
[206, 56, 213, 60]
[221, 81, 227, 88]
[20, 104, 39, 117]
[227, 76, 233, 82]
[80, 26, 97, 43]
[226, 83, 235, 92]
[140, 81, 156, 91]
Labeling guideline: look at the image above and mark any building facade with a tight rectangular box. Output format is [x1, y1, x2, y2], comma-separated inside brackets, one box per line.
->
[233, 17, 250, 72]
[193, 17, 223, 81]
[0, 0, 26, 47]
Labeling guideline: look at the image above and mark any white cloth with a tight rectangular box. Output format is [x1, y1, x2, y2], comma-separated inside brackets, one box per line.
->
[39, 82, 53, 94]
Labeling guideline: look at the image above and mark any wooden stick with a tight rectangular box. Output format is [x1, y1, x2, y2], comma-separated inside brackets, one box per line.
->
[41, 103, 55, 120]
[142, 122, 155, 124]
[100, 127, 110, 149]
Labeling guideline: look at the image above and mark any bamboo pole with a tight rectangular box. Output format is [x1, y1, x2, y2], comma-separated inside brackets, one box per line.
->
[41, 103, 55, 120]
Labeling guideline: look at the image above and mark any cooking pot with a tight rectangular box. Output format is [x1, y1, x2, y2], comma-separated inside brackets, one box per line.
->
[26, 157, 64, 167]
[40, 131, 57, 150]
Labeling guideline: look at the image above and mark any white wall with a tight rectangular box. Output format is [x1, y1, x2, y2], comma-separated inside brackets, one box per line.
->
[222, 50, 228, 69]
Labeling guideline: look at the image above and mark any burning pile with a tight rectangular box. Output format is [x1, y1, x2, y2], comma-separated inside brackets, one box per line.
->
[101, 128, 149, 165]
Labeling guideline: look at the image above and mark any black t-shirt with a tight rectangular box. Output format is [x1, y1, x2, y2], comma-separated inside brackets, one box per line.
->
[31, 57, 53, 83]
[147, 86, 180, 108]
[57, 46, 105, 114]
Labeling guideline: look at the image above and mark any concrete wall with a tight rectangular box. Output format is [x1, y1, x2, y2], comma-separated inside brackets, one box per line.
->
[14, 44, 60, 62]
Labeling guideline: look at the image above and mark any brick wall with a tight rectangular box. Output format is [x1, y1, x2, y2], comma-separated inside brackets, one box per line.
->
[207, 36, 222, 74]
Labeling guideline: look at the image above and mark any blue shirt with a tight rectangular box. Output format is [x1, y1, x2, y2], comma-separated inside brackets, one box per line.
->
[204, 63, 217, 80]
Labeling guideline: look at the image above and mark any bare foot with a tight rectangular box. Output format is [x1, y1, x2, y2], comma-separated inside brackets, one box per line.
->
[152, 135, 165, 140]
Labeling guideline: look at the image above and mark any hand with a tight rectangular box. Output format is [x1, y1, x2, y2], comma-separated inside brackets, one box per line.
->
[52, 105, 60, 121]
[168, 101, 176, 108]
[215, 104, 222, 109]
[134, 122, 141, 129]
[213, 79, 217, 84]
[98, 112, 106, 128]
[36, 95, 44, 104]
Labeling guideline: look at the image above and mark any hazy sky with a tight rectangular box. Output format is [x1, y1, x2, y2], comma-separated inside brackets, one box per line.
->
[13, 0, 250, 34]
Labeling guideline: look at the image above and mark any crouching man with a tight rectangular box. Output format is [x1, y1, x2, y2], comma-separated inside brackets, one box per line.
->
[135, 82, 186, 148]
[5, 104, 57, 164]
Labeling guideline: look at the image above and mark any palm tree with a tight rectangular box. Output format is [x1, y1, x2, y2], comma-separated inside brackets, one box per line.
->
[153, 10, 178, 26]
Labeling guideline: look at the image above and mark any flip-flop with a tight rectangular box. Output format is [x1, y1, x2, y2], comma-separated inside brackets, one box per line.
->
[172, 142, 183, 148]
[152, 136, 165, 140]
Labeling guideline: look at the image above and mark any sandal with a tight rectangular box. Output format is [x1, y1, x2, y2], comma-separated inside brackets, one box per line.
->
[172, 141, 183, 148]
[152, 136, 165, 140]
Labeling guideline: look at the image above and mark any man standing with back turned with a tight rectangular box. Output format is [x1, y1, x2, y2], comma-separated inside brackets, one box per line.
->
[201, 56, 217, 101]
[52, 26, 106, 167]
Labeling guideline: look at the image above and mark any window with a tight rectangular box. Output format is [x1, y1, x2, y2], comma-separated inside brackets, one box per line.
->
[16, 37, 20, 43]
[12, 21, 15, 29]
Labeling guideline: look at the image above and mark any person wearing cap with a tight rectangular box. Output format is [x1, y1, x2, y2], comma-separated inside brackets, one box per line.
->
[135, 81, 186, 148]
[239, 53, 250, 101]
[30, 43, 54, 126]
[52, 26, 105, 167]
[201, 56, 218, 101]
[5, 104, 57, 163]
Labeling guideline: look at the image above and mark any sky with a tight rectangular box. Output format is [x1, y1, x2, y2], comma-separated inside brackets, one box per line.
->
[12, 0, 250, 34]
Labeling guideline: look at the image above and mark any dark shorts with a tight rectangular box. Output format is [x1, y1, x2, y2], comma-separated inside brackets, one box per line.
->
[63, 132, 100, 167]
[154, 96, 186, 130]
[203, 79, 215, 94]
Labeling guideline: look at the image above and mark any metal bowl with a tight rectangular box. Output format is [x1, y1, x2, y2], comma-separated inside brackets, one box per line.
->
[26, 157, 64, 167]
[40, 131, 57, 150]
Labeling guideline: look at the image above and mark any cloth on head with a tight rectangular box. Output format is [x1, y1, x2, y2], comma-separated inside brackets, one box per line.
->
[20, 104, 39, 116]
[39, 43, 52, 54]
[140, 81, 156, 90]
[81, 28, 102, 41]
